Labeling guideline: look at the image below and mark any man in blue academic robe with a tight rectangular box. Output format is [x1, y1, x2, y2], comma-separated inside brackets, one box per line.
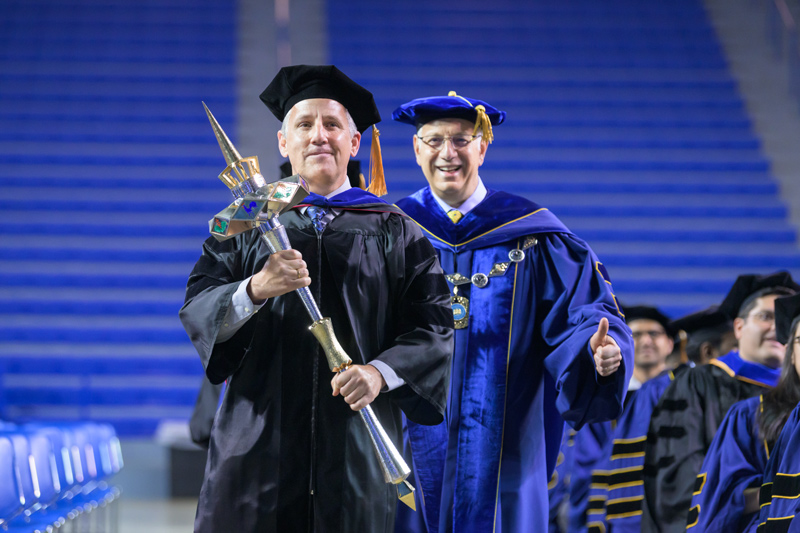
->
[391, 92, 634, 533]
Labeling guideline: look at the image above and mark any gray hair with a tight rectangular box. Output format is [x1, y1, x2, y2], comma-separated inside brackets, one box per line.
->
[280, 105, 358, 137]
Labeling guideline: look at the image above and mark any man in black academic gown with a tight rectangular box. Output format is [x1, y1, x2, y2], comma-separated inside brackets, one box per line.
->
[641, 272, 798, 533]
[180, 65, 453, 533]
[186, 162, 369, 451]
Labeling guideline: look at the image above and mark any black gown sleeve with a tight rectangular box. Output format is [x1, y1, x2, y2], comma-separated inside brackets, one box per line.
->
[377, 217, 454, 425]
[179, 234, 260, 384]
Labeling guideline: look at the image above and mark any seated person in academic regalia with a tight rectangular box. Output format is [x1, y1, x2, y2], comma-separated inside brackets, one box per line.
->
[753, 294, 800, 532]
[581, 306, 675, 533]
[688, 295, 800, 532]
[180, 65, 453, 533]
[391, 92, 634, 533]
[642, 272, 799, 533]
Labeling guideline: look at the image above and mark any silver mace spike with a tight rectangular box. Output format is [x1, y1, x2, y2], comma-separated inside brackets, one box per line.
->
[203, 103, 416, 510]
[203, 101, 242, 166]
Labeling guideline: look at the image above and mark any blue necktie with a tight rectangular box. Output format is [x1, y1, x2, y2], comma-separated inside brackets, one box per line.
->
[307, 205, 328, 232]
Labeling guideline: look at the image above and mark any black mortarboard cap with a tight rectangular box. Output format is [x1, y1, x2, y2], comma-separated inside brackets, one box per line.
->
[260, 65, 381, 133]
[719, 272, 800, 320]
[279, 160, 365, 189]
[670, 305, 730, 335]
[623, 305, 676, 337]
[775, 293, 800, 345]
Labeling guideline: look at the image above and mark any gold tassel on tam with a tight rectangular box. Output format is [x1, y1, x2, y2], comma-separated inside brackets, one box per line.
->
[447, 90, 494, 144]
[367, 125, 387, 197]
[473, 105, 494, 144]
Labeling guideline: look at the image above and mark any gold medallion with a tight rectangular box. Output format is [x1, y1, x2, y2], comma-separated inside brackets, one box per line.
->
[451, 286, 469, 329]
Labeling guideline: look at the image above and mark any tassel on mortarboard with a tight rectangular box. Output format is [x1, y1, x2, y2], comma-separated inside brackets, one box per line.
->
[678, 329, 688, 365]
[447, 90, 494, 144]
[367, 125, 387, 197]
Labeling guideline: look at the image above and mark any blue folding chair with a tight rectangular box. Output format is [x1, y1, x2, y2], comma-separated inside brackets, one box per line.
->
[0, 435, 23, 528]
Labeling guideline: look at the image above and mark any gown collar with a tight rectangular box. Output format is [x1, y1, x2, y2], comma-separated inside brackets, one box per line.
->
[429, 177, 488, 217]
[295, 187, 393, 209]
[711, 350, 781, 388]
[396, 186, 572, 252]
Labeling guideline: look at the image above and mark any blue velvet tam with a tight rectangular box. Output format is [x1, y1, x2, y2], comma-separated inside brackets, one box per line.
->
[392, 91, 506, 142]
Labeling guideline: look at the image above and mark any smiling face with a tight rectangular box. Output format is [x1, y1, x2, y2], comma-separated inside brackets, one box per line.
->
[734, 294, 785, 369]
[630, 318, 674, 370]
[278, 98, 360, 195]
[413, 118, 488, 207]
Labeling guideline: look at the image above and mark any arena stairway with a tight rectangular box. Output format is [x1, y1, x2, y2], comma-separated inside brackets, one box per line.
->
[328, 0, 800, 317]
[0, 0, 236, 435]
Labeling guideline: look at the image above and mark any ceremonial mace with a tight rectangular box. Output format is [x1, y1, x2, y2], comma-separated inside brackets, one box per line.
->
[202, 104, 415, 509]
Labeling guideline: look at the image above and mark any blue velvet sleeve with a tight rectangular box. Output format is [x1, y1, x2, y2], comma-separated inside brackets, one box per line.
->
[687, 396, 766, 532]
[537, 233, 633, 429]
[756, 403, 800, 530]
[569, 421, 613, 532]
[548, 426, 576, 533]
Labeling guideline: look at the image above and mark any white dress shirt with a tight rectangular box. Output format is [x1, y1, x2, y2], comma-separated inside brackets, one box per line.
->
[430, 177, 487, 218]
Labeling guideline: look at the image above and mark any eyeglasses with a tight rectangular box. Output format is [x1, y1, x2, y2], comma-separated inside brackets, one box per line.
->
[632, 330, 667, 340]
[749, 310, 776, 323]
[416, 134, 481, 150]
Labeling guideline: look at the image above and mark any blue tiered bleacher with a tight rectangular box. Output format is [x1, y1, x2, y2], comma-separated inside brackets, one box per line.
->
[0, 0, 236, 528]
[0, 0, 235, 437]
[332, 0, 800, 317]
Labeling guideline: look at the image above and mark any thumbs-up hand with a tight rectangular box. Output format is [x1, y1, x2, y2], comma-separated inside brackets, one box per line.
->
[590, 317, 622, 377]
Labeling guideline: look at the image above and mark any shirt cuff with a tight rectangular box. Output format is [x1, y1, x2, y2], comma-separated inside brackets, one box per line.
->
[368, 360, 405, 392]
[215, 277, 267, 343]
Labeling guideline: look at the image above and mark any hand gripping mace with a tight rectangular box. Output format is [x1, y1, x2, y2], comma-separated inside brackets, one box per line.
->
[202, 104, 415, 510]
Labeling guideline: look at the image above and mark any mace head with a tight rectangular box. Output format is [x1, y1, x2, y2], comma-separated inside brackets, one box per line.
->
[208, 175, 310, 241]
[203, 102, 242, 167]
[204, 102, 266, 194]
